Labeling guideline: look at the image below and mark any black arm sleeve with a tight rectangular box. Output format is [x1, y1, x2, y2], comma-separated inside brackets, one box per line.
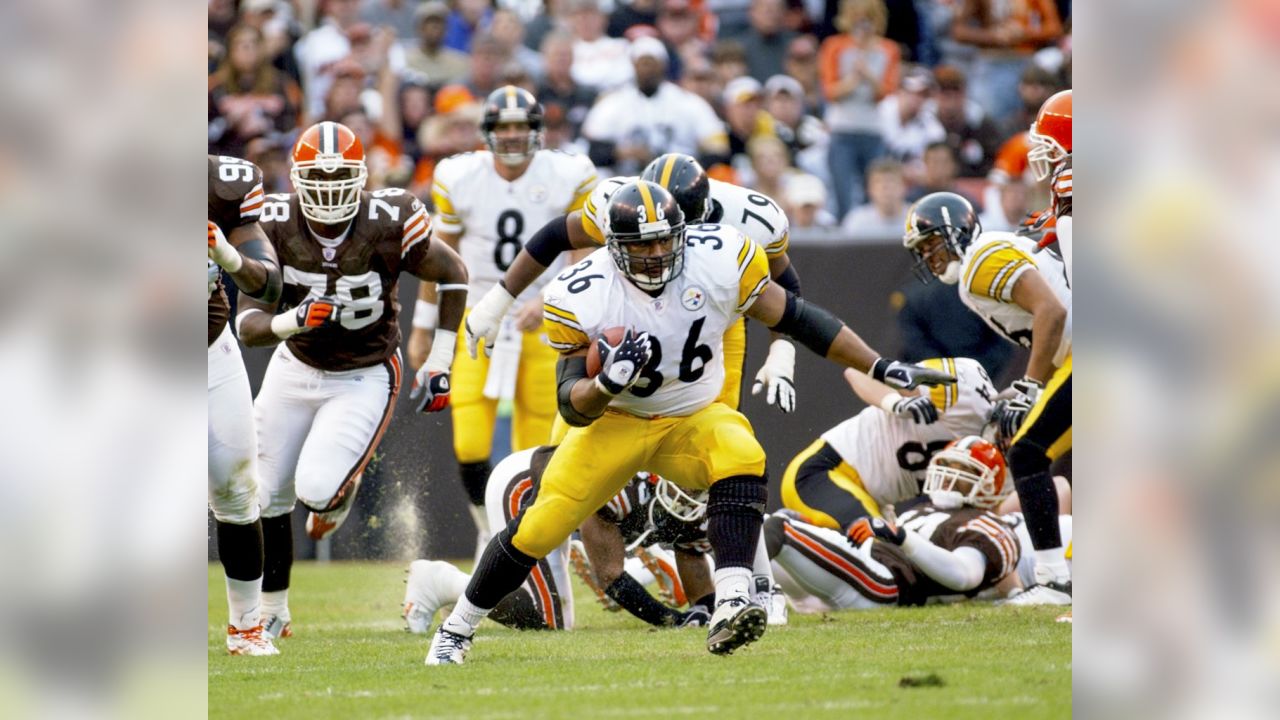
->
[556, 355, 597, 427]
[773, 261, 801, 297]
[769, 291, 844, 357]
[237, 238, 282, 304]
[525, 215, 574, 267]
[605, 573, 683, 627]
[587, 139, 617, 168]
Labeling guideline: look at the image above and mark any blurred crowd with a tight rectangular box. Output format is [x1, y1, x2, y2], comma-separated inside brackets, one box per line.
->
[209, 0, 1070, 240]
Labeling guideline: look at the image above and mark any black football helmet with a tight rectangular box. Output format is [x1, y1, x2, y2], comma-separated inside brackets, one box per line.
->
[605, 180, 686, 291]
[480, 85, 544, 165]
[641, 153, 711, 223]
[902, 192, 981, 285]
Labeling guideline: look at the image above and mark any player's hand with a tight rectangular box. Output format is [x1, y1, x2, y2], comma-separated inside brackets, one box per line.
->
[464, 284, 516, 358]
[890, 394, 939, 424]
[595, 330, 653, 395]
[208, 220, 243, 272]
[677, 604, 711, 628]
[871, 358, 956, 390]
[847, 517, 905, 546]
[992, 396, 1033, 440]
[410, 368, 452, 413]
[752, 339, 797, 413]
[1010, 376, 1044, 406]
[295, 296, 341, 329]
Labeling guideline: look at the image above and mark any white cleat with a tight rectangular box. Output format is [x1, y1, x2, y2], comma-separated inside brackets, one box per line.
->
[226, 625, 280, 656]
[261, 613, 292, 640]
[706, 597, 767, 655]
[569, 539, 621, 612]
[403, 560, 453, 634]
[425, 626, 472, 666]
[767, 584, 789, 626]
[1004, 581, 1073, 606]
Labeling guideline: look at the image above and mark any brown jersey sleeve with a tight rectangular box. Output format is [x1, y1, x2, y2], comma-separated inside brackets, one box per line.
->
[1052, 156, 1072, 218]
[208, 155, 266, 234]
[934, 508, 1022, 589]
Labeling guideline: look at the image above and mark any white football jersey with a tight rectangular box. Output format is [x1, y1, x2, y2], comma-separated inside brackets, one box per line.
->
[580, 83, 725, 162]
[581, 176, 788, 258]
[542, 223, 770, 418]
[820, 358, 997, 506]
[432, 149, 598, 310]
[957, 231, 1072, 365]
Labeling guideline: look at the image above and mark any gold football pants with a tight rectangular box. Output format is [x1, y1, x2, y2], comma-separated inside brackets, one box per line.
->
[781, 439, 883, 531]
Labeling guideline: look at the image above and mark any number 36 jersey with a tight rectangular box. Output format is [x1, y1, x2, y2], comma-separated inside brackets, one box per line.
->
[431, 149, 597, 310]
[820, 357, 996, 505]
[259, 189, 433, 371]
[542, 223, 770, 418]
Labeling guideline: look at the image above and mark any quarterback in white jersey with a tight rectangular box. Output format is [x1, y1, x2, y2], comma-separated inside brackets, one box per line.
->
[407, 86, 598, 547]
[423, 180, 954, 664]
[781, 357, 996, 532]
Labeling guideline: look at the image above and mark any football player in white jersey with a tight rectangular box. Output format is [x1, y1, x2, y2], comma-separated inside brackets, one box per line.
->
[780, 357, 996, 533]
[407, 86, 598, 550]
[463, 153, 802, 416]
[423, 180, 953, 664]
[903, 190, 1073, 605]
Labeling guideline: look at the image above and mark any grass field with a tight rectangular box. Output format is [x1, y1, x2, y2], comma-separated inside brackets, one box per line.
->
[209, 561, 1071, 719]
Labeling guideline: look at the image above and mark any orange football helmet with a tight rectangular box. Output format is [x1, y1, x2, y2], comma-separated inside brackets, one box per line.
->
[290, 121, 368, 224]
[923, 436, 1010, 509]
[1028, 89, 1071, 182]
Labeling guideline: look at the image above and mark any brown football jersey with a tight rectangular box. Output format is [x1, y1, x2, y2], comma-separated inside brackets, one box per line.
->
[260, 188, 432, 371]
[871, 501, 1021, 605]
[208, 155, 266, 345]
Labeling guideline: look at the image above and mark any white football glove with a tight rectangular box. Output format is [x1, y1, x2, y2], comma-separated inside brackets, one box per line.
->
[208, 220, 242, 272]
[751, 339, 796, 413]
[1010, 376, 1044, 406]
[464, 284, 516, 359]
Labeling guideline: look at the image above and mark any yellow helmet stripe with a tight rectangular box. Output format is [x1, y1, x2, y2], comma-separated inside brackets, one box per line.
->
[659, 155, 678, 188]
[505, 85, 517, 108]
[636, 181, 657, 222]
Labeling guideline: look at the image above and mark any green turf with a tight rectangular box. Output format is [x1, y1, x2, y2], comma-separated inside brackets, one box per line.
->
[209, 561, 1070, 719]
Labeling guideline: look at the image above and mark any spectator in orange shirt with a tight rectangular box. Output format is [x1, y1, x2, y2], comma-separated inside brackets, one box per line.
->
[951, 0, 1063, 123]
[818, 0, 899, 218]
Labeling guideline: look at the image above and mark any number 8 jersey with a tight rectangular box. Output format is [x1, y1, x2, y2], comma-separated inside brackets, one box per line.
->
[542, 224, 770, 418]
[431, 149, 598, 310]
[259, 189, 433, 371]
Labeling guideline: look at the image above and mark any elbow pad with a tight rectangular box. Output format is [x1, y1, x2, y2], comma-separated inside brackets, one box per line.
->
[773, 262, 801, 297]
[556, 356, 596, 427]
[238, 239, 282, 304]
[769, 292, 844, 358]
[525, 215, 573, 266]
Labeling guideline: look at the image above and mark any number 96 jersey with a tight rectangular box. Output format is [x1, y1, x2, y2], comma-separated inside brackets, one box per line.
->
[542, 223, 770, 418]
[431, 149, 598, 310]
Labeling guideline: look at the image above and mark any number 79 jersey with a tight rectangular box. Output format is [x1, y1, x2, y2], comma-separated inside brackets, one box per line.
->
[542, 223, 771, 418]
[431, 149, 597, 309]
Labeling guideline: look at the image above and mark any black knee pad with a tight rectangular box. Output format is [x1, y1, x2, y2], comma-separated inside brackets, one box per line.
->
[459, 461, 492, 506]
[708, 474, 768, 517]
[762, 514, 786, 559]
[1007, 438, 1050, 477]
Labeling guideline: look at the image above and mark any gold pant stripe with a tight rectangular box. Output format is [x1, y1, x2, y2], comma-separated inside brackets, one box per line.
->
[780, 439, 882, 531]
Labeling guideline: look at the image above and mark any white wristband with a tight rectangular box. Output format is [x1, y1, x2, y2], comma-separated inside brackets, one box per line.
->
[211, 242, 242, 272]
[878, 392, 904, 414]
[270, 311, 306, 339]
[413, 299, 438, 330]
[425, 329, 457, 372]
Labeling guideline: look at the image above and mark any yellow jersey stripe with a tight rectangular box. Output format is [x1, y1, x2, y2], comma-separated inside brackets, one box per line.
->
[736, 234, 754, 271]
[921, 358, 946, 411]
[962, 241, 1013, 290]
[658, 155, 677, 187]
[765, 232, 789, 256]
[575, 173, 599, 192]
[738, 275, 769, 312]
[992, 260, 1030, 301]
[543, 303, 583, 329]
[567, 188, 592, 213]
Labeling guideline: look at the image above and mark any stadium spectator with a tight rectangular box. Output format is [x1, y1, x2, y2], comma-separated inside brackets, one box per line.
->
[819, 0, 899, 218]
[411, 85, 483, 197]
[710, 40, 750, 89]
[392, 80, 434, 162]
[782, 33, 821, 112]
[580, 36, 727, 175]
[208, 24, 302, 158]
[933, 64, 1003, 178]
[722, 77, 779, 173]
[743, 134, 796, 202]
[467, 33, 513, 97]
[840, 157, 909, 240]
[295, 0, 380, 121]
[404, 1, 472, 86]
[525, 0, 569, 52]
[985, 131, 1049, 211]
[341, 109, 411, 190]
[710, 0, 754, 38]
[877, 65, 944, 178]
[238, 0, 303, 85]
[321, 59, 369, 121]
[656, 0, 708, 63]
[906, 142, 979, 207]
[680, 54, 723, 109]
[492, 9, 545, 82]
[444, 0, 495, 53]
[950, 0, 1063, 122]
[568, 0, 635, 91]
[359, 0, 420, 41]
[724, 0, 798, 82]
[979, 177, 1031, 233]
[537, 32, 598, 142]
[609, 0, 660, 38]
[764, 73, 830, 187]
[244, 134, 293, 194]
[782, 172, 837, 228]
[999, 63, 1061, 138]
[894, 279, 1015, 382]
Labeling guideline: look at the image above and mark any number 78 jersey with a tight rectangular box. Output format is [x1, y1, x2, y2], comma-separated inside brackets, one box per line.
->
[542, 223, 771, 418]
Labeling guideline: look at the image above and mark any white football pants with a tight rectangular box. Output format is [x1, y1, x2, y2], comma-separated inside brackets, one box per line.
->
[208, 325, 260, 525]
[255, 343, 401, 518]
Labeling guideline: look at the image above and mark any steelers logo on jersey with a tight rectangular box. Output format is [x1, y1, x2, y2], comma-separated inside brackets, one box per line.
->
[681, 286, 707, 311]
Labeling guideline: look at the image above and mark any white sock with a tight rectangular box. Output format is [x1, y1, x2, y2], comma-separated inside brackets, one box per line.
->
[226, 575, 263, 630]
[441, 595, 490, 637]
[261, 589, 290, 620]
[1034, 551, 1070, 583]
[714, 567, 751, 602]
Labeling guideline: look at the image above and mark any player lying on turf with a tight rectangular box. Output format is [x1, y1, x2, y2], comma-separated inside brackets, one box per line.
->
[767, 437, 1072, 611]
[423, 180, 953, 664]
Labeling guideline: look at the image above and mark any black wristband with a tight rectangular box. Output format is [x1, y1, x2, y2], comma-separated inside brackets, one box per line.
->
[525, 215, 573, 267]
[605, 573, 682, 627]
